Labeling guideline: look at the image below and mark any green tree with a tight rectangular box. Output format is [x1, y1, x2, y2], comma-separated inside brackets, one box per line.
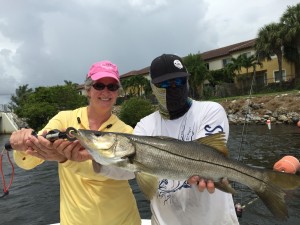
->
[280, 3, 300, 83]
[17, 84, 87, 130]
[226, 54, 243, 77]
[121, 76, 151, 97]
[119, 97, 154, 127]
[21, 101, 58, 130]
[255, 22, 284, 81]
[241, 54, 262, 81]
[64, 80, 78, 86]
[209, 68, 234, 86]
[183, 53, 208, 99]
[121, 78, 131, 96]
[9, 84, 33, 112]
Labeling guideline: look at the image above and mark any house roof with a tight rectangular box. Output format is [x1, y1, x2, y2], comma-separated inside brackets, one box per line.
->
[201, 39, 256, 61]
[120, 38, 257, 78]
[121, 66, 150, 79]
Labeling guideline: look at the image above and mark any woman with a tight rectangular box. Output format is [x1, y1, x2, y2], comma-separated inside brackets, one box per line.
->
[10, 60, 141, 225]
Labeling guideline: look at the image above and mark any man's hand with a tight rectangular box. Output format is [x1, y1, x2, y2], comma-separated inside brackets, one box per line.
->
[188, 175, 215, 193]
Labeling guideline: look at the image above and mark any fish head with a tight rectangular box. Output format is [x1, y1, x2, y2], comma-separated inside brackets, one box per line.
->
[74, 129, 135, 165]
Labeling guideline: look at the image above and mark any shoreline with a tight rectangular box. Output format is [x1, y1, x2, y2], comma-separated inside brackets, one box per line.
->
[219, 92, 300, 125]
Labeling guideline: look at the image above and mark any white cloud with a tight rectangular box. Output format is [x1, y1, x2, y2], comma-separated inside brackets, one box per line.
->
[202, 0, 297, 47]
[128, 0, 167, 12]
[0, 0, 299, 105]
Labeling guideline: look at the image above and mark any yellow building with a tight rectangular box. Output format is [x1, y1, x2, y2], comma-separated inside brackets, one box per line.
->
[120, 39, 296, 96]
[201, 39, 296, 88]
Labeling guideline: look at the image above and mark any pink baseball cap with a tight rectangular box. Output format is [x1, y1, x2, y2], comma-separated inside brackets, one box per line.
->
[87, 60, 120, 82]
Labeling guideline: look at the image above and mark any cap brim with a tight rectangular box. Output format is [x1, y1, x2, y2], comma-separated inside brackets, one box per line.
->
[90, 72, 120, 82]
[151, 72, 190, 84]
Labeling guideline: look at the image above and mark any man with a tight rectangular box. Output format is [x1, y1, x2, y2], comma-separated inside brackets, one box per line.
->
[133, 54, 239, 225]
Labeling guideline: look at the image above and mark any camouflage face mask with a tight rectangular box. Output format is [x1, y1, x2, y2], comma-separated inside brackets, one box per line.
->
[151, 82, 192, 120]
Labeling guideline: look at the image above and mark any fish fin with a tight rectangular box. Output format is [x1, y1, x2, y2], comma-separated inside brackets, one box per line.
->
[267, 170, 300, 190]
[196, 132, 229, 157]
[214, 178, 237, 194]
[254, 170, 300, 220]
[135, 172, 158, 200]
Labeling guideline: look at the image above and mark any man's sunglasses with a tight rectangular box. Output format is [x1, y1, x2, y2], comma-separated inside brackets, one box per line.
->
[92, 83, 120, 92]
[155, 77, 187, 88]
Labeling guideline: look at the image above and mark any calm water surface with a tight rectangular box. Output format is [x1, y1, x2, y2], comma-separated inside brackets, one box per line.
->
[0, 124, 299, 225]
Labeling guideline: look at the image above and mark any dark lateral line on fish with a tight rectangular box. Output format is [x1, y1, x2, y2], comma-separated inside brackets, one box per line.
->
[133, 140, 267, 185]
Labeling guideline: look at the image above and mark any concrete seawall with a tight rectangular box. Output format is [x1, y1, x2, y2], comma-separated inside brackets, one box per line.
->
[0, 112, 19, 134]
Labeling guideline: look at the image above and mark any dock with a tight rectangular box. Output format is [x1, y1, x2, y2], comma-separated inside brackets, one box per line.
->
[0, 104, 18, 134]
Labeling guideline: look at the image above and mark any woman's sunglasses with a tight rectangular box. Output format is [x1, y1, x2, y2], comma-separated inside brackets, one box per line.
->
[92, 83, 120, 92]
[155, 77, 187, 88]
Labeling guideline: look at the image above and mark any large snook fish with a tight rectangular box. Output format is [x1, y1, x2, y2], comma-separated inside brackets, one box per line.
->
[72, 129, 300, 220]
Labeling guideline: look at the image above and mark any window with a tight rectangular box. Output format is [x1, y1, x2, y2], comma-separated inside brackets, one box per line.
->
[241, 52, 251, 58]
[256, 73, 267, 86]
[222, 58, 232, 67]
[274, 70, 286, 82]
[205, 63, 209, 70]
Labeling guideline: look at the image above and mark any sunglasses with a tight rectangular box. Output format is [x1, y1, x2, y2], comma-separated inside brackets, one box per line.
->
[92, 83, 120, 92]
[155, 77, 187, 88]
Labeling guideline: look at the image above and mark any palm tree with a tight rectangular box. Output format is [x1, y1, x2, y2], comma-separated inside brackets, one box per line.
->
[131, 76, 150, 97]
[121, 76, 150, 97]
[239, 54, 263, 93]
[241, 54, 261, 75]
[121, 78, 131, 96]
[183, 53, 208, 98]
[280, 3, 300, 83]
[255, 22, 285, 82]
[226, 55, 243, 77]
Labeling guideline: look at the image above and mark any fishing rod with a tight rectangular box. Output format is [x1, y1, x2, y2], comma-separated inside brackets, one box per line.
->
[232, 63, 257, 218]
[232, 60, 275, 218]
[1, 127, 77, 198]
[4, 127, 77, 151]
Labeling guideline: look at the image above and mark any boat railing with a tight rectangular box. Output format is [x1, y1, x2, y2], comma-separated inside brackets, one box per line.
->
[0, 104, 11, 113]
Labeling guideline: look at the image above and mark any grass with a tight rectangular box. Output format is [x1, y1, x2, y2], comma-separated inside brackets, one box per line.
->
[210, 89, 300, 103]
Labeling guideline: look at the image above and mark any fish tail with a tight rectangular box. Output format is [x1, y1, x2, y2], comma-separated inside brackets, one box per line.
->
[254, 170, 300, 220]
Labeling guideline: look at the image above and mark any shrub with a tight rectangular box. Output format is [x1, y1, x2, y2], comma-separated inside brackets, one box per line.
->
[119, 97, 155, 127]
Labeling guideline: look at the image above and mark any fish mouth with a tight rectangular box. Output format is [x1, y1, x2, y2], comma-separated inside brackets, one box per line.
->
[72, 129, 125, 165]
[76, 129, 116, 151]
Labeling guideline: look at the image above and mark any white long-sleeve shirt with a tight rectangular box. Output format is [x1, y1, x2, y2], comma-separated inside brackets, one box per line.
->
[134, 100, 239, 225]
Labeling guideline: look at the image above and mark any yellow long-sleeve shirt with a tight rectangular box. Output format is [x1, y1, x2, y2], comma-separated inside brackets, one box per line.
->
[14, 107, 141, 225]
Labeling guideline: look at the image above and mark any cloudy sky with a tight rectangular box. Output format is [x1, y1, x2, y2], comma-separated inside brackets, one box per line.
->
[0, 0, 299, 103]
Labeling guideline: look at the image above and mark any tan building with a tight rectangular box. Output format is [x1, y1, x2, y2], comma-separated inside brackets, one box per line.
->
[118, 39, 295, 96]
[121, 66, 150, 80]
[201, 39, 295, 88]
[120, 66, 150, 96]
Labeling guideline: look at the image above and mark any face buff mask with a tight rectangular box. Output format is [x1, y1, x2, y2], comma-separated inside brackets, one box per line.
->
[151, 83, 192, 120]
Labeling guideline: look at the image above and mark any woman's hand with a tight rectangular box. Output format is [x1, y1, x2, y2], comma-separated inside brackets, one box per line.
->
[25, 130, 67, 162]
[53, 139, 93, 162]
[9, 128, 35, 151]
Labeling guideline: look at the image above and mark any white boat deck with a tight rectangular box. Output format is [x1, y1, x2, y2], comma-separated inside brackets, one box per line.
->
[50, 219, 151, 225]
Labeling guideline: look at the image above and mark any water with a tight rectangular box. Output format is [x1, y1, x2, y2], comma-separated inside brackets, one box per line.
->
[0, 125, 300, 225]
